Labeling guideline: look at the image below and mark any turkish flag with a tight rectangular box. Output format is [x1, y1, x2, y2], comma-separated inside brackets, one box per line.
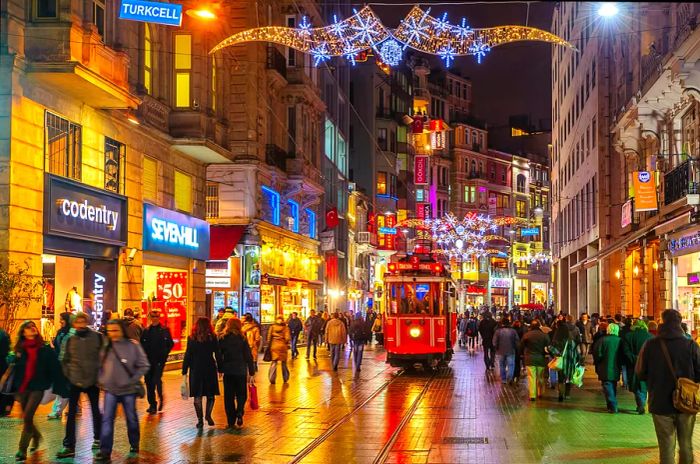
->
[326, 207, 339, 229]
[411, 118, 424, 134]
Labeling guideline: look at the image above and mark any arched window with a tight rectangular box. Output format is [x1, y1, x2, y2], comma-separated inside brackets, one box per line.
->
[465, 128, 470, 145]
[144, 24, 152, 94]
[471, 160, 476, 175]
[516, 174, 526, 193]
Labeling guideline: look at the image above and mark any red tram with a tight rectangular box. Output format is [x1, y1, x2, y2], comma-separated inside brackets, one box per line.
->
[383, 255, 457, 368]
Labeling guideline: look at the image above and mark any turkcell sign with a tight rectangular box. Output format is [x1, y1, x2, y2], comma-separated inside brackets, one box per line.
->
[143, 204, 210, 260]
[119, 0, 182, 26]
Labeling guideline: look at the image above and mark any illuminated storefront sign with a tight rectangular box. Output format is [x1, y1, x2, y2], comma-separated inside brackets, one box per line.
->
[45, 174, 127, 246]
[521, 227, 540, 237]
[143, 204, 210, 260]
[490, 278, 512, 288]
[378, 227, 397, 235]
[414, 156, 429, 185]
[669, 231, 700, 254]
[119, 0, 183, 26]
[243, 245, 261, 287]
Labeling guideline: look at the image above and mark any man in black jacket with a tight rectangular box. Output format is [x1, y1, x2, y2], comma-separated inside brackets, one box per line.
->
[519, 320, 550, 401]
[637, 309, 700, 464]
[140, 311, 174, 414]
[575, 313, 596, 362]
[305, 310, 323, 360]
[288, 312, 303, 359]
[478, 313, 498, 371]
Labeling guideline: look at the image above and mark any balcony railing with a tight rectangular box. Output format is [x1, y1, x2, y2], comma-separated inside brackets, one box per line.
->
[265, 144, 289, 172]
[664, 160, 699, 205]
[266, 46, 287, 80]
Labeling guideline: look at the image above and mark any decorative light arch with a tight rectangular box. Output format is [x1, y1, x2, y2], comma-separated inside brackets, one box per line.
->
[210, 6, 574, 67]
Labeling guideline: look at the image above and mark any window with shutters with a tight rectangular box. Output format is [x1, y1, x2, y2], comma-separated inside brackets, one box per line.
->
[205, 182, 219, 219]
[143, 157, 157, 202]
[174, 170, 192, 213]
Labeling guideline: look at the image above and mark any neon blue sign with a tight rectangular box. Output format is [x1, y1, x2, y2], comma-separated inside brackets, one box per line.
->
[521, 227, 540, 236]
[379, 227, 397, 235]
[119, 0, 183, 26]
[143, 204, 210, 260]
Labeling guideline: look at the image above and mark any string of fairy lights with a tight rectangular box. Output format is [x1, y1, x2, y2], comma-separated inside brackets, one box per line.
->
[209, 5, 574, 67]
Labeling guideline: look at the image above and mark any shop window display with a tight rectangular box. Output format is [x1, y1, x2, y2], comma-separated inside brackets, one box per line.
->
[142, 265, 189, 352]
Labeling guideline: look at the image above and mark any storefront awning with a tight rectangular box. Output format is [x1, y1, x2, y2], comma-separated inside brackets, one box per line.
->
[288, 278, 324, 290]
[209, 225, 246, 260]
[569, 222, 657, 273]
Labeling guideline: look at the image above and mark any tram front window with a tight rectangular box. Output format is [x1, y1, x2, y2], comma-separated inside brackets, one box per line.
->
[388, 282, 443, 316]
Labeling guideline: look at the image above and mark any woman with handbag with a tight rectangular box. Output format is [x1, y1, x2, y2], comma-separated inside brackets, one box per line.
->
[267, 316, 291, 384]
[218, 318, 256, 428]
[550, 316, 581, 402]
[7, 320, 64, 462]
[182, 317, 221, 428]
[95, 319, 150, 462]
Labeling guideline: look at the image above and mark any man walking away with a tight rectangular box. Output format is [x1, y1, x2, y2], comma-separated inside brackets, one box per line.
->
[288, 312, 303, 359]
[123, 308, 143, 341]
[140, 311, 174, 414]
[466, 315, 479, 353]
[305, 310, 323, 360]
[56, 312, 103, 458]
[349, 313, 371, 372]
[576, 313, 595, 362]
[519, 320, 550, 401]
[592, 323, 623, 413]
[325, 313, 347, 372]
[637, 309, 700, 464]
[623, 319, 654, 414]
[478, 313, 498, 372]
[492, 318, 519, 385]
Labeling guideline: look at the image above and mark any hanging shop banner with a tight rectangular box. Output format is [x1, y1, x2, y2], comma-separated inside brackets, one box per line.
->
[44, 174, 127, 246]
[489, 278, 512, 289]
[621, 199, 633, 228]
[488, 197, 497, 216]
[320, 230, 336, 251]
[143, 204, 210, 260]
[632, 171, 658, 212]
[156, 271, 188, 351]
[118, 0, 183, 27]
[82, 259, 118, 331]
[243, 245, 261, 287]
[414, 156, 429, 185]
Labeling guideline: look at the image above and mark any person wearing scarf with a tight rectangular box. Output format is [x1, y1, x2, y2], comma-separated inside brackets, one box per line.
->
[10, 321, 63, 462]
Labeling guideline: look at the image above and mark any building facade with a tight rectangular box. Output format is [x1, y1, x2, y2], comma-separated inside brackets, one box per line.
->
[0, 0, 229, 354]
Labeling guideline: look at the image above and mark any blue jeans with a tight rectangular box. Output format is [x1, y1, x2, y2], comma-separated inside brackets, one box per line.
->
[291, 333, 300, 357]
[602, 381, 618, 411]
[352, 342, 364, 371]
[100, 392, 139, 455]
[634, 381, 648, 411]
[330, 344, 342, 369]
[498, 354, 515, 383]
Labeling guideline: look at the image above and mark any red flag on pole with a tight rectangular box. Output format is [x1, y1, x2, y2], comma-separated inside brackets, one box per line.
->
[326, 207, 339, 229]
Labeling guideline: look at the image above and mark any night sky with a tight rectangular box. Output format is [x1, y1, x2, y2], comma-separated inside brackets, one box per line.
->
[373, 1, 555, 130]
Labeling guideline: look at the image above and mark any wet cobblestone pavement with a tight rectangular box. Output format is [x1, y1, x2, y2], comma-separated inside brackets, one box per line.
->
[0, 344, 691, 463]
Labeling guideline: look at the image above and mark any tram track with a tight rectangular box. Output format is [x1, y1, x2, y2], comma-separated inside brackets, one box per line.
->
[289, 368, 437, 464]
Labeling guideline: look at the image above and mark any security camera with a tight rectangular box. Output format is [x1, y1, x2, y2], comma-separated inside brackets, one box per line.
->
[128, 248, 137, 261]
[193, 99, 200, 110]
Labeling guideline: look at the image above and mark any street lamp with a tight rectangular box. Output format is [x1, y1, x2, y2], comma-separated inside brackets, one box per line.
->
[186, 7, 217, 20]
[598, 2, 619, 18]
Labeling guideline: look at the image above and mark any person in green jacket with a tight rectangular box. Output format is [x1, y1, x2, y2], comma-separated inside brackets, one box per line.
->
[9, 320, 65, 462]
[623, 319, 654, 414]
[592, 323, 623, 413]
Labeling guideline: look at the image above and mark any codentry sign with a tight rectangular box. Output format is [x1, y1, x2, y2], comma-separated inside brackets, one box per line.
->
[118, 0, 183, 26]
[44, 175, 127, 246]
[143, 203, 210, 260]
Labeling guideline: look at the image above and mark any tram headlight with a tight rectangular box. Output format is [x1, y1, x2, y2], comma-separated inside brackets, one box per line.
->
[409, 326, 421, 338]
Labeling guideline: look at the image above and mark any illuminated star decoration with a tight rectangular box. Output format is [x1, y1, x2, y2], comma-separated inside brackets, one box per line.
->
[378, 39, 403, 67]
[209, 6, 574, 67]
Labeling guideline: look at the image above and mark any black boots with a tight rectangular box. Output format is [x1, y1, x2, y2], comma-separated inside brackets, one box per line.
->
[194, 398, 204, 429]
[205, 397, 215, 426]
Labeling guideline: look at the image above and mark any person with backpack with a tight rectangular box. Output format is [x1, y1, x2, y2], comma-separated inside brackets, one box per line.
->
[348, 313, 372, 372]
[637, 309, 700, 464]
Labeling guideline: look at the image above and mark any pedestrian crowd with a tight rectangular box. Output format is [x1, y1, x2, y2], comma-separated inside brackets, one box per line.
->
[0, 305, 381, 462]
[458, 306, 700, 464]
